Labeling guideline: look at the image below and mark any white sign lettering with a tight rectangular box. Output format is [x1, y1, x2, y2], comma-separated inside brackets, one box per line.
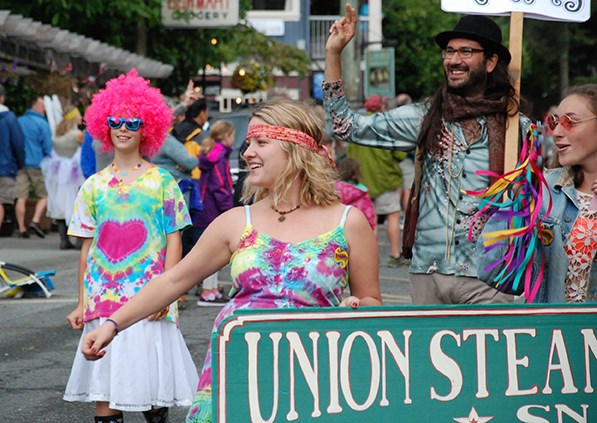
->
[441, 0, 591, 22]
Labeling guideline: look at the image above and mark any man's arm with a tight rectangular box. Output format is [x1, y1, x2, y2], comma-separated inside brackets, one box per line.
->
[9, 113, 25, 168]
[164, 136, 198, 172]
[324, 4, 357, 83]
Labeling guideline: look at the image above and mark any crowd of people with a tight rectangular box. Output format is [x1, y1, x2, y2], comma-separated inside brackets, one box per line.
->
[0, 6, 595, 422]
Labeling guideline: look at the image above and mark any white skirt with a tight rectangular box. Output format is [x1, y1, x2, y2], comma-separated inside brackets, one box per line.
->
[64, 318, 199, 412]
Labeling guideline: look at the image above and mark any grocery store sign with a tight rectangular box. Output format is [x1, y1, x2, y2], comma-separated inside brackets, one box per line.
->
[161, 0, 239, 28]
[213, 305, 597, 422]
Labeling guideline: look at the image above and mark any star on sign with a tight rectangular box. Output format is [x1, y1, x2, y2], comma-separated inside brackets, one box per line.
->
[453, 406, 494, 423]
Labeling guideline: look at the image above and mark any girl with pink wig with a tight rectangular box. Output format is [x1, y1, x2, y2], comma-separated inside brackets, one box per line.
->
[77, 98, 382, 423]
[63, 70, 198, 423]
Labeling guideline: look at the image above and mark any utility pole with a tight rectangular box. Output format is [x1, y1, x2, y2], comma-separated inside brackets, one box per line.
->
[341, 0, 360, 108]
[368, 0, 382, 51]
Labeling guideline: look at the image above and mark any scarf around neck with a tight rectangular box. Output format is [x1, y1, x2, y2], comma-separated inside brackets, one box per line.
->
[402, 88, 511, 259]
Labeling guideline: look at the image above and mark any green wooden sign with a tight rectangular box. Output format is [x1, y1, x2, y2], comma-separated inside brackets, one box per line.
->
[365, 48, 395, 100]
[213, 304, 597, 422]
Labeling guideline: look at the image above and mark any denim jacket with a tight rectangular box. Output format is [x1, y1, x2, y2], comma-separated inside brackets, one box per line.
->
[323, 80, 531, 277]
[477, 167, 596, 303]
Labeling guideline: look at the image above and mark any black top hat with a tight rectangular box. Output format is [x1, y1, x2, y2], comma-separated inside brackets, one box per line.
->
[435, 15, 511, 65]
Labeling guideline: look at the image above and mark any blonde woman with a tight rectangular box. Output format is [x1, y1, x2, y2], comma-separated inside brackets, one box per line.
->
[478, 84, 597, 303]
[44, 105, 85, 249]
[79, 98, 382, 422]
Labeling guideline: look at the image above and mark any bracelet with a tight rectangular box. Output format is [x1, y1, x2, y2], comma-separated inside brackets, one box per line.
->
[105, 318, 119, 336]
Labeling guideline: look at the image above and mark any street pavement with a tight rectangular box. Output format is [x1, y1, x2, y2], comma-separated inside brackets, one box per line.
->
[0, 226, 411, 422]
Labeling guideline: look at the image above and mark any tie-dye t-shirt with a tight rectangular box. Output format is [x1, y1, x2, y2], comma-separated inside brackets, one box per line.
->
[69, 165, 191, 323]
[186, 205, 351, 422]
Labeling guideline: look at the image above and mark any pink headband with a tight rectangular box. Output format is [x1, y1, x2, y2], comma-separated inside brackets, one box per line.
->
[246, 124, 336, 170]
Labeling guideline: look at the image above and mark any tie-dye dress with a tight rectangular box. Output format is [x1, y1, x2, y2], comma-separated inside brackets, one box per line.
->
[186, 205, 352, 422]
[63, 165, 199, 412]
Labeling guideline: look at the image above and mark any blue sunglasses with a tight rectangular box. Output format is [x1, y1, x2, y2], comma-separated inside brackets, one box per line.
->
[107, 117, 143, 131]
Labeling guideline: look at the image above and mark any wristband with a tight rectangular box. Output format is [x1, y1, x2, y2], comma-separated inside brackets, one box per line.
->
[105, 318, 119, 336]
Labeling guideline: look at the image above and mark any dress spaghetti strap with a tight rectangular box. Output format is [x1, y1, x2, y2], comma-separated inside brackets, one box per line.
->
[339, 205, 352, 228]
[244, 205, 252, 226]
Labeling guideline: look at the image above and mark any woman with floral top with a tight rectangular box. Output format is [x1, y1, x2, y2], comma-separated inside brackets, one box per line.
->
[478, 84, 597, 303]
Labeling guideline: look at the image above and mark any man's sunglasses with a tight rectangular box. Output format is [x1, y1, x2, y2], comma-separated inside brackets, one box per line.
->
[546, 113, 597, 131]
[107, 117, 143, 131]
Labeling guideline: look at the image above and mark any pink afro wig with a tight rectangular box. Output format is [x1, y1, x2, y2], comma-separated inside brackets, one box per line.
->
[84, 69, 171, 158]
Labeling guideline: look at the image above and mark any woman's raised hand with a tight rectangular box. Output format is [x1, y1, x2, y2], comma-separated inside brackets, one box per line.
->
[326, 4, 358, 55]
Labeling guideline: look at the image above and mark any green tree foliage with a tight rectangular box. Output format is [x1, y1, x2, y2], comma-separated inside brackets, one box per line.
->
[229, 25, 310, 92]
[381, 0, 459, 100]
[381, 0, 597, 117]
[0, 0, 309, 96]
[522, 4, 597, 116]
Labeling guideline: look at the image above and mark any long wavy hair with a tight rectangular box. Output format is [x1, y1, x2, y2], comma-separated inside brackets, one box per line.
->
[201, 119, 235, 154]
[417, 56, 518, 158]
[55, 105, 81, 137]
[84, 69, 171, 158]
[241, 99, 339, 207]
[553, 84, 597, 187]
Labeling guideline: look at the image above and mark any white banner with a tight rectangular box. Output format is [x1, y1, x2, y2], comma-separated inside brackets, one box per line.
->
[441, 0, 591, 22]
[161, 0, 239, 28]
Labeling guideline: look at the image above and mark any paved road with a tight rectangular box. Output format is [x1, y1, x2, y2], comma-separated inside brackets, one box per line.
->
[0, 227, 411, 422]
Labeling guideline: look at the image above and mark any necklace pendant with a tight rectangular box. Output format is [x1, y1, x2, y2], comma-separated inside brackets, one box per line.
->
[278, 215, 286, 222]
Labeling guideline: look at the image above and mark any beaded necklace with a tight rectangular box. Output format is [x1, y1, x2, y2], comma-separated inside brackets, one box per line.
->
[271, 204, 301, 222]
[444, 126, 464, 262]
[110, 160, 143, 197]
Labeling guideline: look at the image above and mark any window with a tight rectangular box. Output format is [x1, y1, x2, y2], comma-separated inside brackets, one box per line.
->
[247, 0, 300, 21]
[253, 0, 285, 10]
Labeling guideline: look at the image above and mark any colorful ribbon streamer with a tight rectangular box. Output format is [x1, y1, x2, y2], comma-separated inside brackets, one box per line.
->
[467, 123, 552, 302]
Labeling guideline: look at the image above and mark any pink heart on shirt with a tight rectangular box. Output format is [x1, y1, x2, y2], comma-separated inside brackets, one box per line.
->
[97, 220, 148, 263]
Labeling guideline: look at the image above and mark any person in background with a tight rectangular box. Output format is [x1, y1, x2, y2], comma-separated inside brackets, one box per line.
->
[152, 127, 201, 307]
[91, 138, 114, 173]
[78, 98, 382, 423]
[478, 84, 597, 303]
[324, 7, 531, 304]
[80, 130, 96, 179]
[43, 105, 85, 250]
[152, 133, 199, 185]
[336, 157, 377, 232]
[15, 95, 53, 238]
[63, 69, 198, 423]
[395, 93, 415, 216]
[0, 84, 25, 234]
[347, 94, 407, 268]
[172, 80, 200, 126]
[172, 99, 209, 257]
[194, 120, 236, 306]
[171, 99, 209, 147]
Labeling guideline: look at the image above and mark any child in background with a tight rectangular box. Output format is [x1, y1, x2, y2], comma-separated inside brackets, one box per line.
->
[194, 120, 236, 306]
[63, 69, 198, 423]
[336, 157, 377, 232]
